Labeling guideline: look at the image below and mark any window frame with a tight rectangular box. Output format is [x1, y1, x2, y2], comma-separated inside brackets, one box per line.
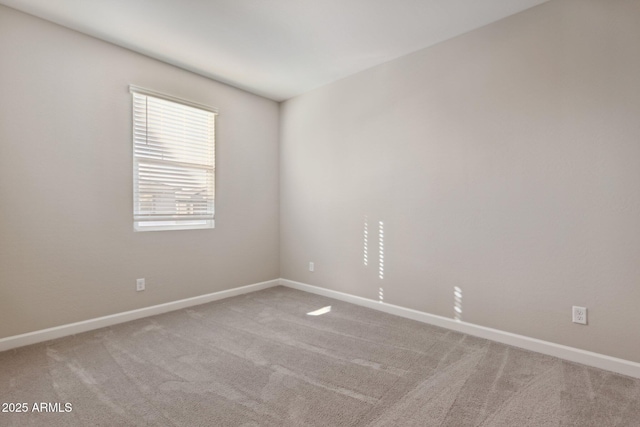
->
[130, 85, 217, 232]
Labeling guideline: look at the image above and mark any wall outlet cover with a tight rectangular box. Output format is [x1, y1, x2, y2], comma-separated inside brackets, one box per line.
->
[572, 306, 587, 325]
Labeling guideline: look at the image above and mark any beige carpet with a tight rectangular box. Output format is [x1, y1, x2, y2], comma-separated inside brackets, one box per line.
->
[1, 286, 639, 426]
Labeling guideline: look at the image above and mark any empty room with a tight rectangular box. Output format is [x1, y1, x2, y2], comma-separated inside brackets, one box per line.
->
[1, 0, 639, 425]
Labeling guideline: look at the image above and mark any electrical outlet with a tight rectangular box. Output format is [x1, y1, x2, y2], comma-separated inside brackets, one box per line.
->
[309, 262, 314, 272]
[136, 278, 145, 292]
[572, 306, 587, 325]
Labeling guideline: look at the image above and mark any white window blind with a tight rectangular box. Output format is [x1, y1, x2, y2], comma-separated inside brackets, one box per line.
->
[131, 86, 216, 231]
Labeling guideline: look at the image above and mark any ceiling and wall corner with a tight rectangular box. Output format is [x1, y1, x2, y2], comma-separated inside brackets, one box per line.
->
[0, 0, 549, 101]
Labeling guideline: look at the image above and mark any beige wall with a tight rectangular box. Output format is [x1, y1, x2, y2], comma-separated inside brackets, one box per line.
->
[280, 0, 640, 362]
[0, 5, 280, 338]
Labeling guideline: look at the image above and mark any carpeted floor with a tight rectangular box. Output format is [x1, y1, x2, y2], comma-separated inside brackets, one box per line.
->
[1, 286, 639, 426]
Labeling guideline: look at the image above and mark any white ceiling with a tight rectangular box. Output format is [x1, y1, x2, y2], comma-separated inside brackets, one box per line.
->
[0, 0, 549, 101]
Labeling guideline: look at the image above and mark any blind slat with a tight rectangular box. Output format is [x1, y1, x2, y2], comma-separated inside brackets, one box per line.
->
[134, 144, 214, 161]
[134, 215, 214, 221]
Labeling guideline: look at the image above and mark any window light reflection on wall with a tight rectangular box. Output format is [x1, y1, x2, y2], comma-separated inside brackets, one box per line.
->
[454, 286, 463, 321]
[363, 216, 369, 266]
[378, 221, 384, 280]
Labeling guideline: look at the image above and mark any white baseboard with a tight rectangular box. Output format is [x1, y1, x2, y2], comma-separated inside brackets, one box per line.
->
[4, 277, 638, 379]
[280, 279, 640, 379]
[0, 279, 280, 353]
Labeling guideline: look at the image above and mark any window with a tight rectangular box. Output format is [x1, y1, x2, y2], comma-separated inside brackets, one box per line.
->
[131, 86, 216, 231]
